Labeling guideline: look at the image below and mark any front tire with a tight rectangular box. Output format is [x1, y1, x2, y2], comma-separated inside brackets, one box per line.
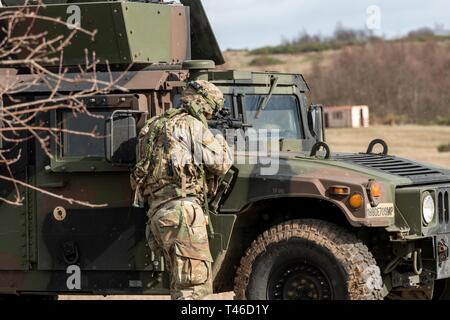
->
[234, 219, 385, 300]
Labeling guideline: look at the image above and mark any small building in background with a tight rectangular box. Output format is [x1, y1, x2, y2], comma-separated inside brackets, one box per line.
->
[323, 105, 370, 129]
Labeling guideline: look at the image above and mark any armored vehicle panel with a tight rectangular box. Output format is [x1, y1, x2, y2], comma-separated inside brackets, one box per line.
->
[0, 2, 190, 66]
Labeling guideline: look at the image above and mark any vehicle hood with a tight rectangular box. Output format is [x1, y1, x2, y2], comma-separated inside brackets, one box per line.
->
[280, 151, 450, 187]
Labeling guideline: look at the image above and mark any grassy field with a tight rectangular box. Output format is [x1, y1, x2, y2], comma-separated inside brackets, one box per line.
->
[220, 50, 335, 75]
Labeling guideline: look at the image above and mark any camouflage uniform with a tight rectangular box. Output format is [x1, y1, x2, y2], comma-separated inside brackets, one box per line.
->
[131, 80, 232, 300]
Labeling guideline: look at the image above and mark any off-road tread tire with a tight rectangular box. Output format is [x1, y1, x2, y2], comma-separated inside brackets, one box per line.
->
[233, 219, 384, 300]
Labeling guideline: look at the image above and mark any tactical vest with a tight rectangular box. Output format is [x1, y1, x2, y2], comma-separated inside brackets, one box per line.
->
[131, 107, 206, 208]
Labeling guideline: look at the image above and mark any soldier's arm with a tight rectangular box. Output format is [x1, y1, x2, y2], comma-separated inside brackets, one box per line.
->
[192, 120, 233, 176]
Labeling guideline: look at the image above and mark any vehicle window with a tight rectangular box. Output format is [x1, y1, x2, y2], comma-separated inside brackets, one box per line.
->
[244, 95, 303, 139]
[59, 111, 111, 158]
[223, 94, 233, 111]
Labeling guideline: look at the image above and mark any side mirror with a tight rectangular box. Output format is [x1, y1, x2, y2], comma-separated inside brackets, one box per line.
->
[106, 110, 146, 165]
[308, 104, 325, 142]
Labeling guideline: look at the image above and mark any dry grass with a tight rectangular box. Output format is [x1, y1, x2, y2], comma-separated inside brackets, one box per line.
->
[326, 125, 450, 168]
[222, 42, 450, 125]
[221, 50, 338, 75]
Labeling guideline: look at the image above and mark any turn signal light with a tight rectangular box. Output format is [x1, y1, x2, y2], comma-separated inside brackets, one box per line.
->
[329, 186, 350, 196]
[370, 181, 382, 198]
[349, 193, 364, 209]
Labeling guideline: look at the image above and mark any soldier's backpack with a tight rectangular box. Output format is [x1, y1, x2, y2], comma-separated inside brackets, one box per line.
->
[130, 108, 186, 207]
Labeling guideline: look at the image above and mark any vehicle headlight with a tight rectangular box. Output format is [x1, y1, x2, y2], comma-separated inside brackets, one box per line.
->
[422, 194, 435, 225]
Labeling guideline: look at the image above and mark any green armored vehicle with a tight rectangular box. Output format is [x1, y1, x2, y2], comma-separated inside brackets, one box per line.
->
[1, 0, 450, 300]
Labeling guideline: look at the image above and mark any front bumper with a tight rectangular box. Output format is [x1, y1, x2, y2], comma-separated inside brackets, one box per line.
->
[396, 185, 450, 279]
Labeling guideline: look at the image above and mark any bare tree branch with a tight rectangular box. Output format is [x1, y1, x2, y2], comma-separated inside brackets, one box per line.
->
[0, 1, 130, 207]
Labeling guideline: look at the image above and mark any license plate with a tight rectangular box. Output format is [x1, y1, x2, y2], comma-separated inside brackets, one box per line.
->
[367, 203, 395, 218]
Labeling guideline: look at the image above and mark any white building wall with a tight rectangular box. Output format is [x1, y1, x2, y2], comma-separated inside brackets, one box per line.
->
[325, 109, 352, 128]
[324, 106, 370, 128]
[351, 106, 370, 128]
[362, 107, 370, 127]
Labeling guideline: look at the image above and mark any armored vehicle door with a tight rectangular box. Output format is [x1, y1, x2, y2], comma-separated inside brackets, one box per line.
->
[0, 104, 31, 272]
[34, 94, 151, 278]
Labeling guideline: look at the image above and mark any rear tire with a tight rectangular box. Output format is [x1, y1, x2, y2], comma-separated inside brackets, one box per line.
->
[234, 219, 385, 300]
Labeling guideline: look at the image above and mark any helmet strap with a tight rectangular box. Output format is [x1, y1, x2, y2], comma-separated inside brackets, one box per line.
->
[184, 101, 208, 127]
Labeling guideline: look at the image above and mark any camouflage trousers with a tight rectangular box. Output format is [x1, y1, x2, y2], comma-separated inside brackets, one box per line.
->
[147, 198, 213, 300]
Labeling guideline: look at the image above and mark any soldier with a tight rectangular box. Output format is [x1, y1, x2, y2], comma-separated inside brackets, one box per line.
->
[131, 80, 232, 300]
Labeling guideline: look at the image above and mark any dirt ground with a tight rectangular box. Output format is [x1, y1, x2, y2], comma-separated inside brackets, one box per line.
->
[60, 293, 234, 300]
[60, 125, 450, 300]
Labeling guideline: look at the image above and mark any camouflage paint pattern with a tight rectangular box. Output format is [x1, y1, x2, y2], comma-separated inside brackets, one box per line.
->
[0, 2, 191, 66]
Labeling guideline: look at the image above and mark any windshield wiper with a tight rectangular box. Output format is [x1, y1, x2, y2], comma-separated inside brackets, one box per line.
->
[255, 76, 279, 119]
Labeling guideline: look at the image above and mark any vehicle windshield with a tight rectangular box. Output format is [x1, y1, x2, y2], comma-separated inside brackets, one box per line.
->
[243, 95, 303, 139]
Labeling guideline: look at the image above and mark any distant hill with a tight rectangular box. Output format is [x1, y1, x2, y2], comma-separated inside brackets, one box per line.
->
[221, 38, 450, 125]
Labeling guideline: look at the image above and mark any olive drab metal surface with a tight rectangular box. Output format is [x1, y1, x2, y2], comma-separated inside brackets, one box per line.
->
[0, 0, 225, 67]
[0, 1, 191, 66]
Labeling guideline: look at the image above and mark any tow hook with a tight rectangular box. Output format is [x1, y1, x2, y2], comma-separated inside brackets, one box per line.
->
[438, 240, 449, 266]
[413, 249, 423, 275]
[62, 241, 79, 265]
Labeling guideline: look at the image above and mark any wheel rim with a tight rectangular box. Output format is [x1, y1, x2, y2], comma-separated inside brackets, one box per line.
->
[268, 262, 333, 300]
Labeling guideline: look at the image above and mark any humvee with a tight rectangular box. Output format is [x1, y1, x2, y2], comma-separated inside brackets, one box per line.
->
[1, 0, 450, 300]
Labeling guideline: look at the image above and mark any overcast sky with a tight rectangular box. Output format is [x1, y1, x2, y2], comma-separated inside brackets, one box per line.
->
[201, 0, 450, 50]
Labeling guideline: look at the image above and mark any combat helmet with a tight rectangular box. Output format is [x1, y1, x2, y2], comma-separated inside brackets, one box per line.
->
[182, 80, 225, 124]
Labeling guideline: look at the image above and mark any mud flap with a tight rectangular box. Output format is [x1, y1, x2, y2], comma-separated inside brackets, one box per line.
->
[209, 212, 237, 253]
[208, 212, 236, 279]
[207, 166, 238, 254]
